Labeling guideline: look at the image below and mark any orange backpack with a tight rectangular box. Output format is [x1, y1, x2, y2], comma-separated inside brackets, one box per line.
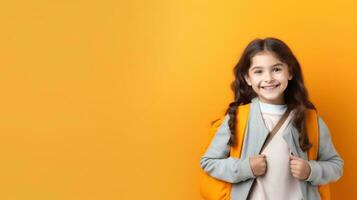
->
[199, 103, 330, 200]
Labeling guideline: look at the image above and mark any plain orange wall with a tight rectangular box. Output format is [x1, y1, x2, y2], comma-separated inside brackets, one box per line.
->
[0, 0, 356, 199]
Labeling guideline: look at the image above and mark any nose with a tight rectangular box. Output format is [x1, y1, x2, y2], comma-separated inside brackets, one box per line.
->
[263, 72, 274, 82]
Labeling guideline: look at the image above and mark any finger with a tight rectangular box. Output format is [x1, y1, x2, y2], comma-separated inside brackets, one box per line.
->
[290, 168, 301, 175]
[261, 161, 267, 168]
[290, 155, 303, 160]
[290, 170, 297, 177]
[291, 171, 302, 178]
[290, 159, 301, 165]
[260, 165, 267, 173]
[290, 164, 299, 171]
[260, 156, 267, 162]
[290, 163, 303, 171]
[290, 167, 300, 173]
[290, 155, 300, 160]
[257, 156, 267, 161]
[289, 159, 303, 165]
[290, 164, 304, 172]
[291, 155, 304, 161]
[291, 172, 299, 179]
[257, 161, 266, 169]
[259, 159, 267, 166]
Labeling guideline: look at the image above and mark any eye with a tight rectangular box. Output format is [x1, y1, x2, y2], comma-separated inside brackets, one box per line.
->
[273, 67, 282, 72]
[254, 70, 262, 74]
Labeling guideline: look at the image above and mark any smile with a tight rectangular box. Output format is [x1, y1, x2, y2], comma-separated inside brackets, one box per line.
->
[260, 84, 280, 90]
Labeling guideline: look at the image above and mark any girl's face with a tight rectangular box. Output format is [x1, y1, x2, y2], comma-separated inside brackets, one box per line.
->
[244, 51, 292, 105]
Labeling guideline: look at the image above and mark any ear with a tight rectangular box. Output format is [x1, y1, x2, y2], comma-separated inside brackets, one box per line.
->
[288, 74, 293, 80]
[244, 74, 252, 86]
[288, 68, 293, 80]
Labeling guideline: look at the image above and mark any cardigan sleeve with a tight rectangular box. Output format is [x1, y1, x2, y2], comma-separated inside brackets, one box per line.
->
[306, 116, 344, 185]
[199, 114, 255, 183]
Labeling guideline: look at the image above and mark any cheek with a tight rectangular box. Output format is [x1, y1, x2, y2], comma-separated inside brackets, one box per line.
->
[276, 73, 290, 83]
[280, 77, 290, 89]
[251, 82, 261, 91]
[249, 76, 261, 84]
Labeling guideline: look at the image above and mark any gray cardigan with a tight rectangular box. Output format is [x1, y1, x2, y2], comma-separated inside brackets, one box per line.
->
[200, 97, 343, 200]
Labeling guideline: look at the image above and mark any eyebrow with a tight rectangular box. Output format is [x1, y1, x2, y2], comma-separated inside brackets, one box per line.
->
[250, 63, 284, 71]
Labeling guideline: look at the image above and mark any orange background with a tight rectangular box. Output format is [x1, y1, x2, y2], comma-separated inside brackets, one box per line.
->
[0, 0, 356, 199]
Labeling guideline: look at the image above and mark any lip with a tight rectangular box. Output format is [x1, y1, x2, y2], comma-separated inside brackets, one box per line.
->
[260, 84, 280, 89]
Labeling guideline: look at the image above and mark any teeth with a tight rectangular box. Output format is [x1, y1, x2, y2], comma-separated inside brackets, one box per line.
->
[262, 84, 279, 89]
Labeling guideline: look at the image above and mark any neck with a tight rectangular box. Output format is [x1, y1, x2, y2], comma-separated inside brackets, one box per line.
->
[258, 98, 286, 105]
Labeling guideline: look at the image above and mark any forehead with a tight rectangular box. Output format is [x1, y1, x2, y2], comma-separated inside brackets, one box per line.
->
[250, 51, 284, 67]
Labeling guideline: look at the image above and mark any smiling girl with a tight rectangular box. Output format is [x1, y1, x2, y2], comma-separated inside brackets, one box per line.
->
[200, 37, 343, 200]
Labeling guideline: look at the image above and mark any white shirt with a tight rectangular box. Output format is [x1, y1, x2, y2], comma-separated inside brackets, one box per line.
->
[248, 100, 303, 200]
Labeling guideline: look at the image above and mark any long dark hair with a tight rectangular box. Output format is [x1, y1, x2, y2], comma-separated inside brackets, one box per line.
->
[214, 37, 315, 152]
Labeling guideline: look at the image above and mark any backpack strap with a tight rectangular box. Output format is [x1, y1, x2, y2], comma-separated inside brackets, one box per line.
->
[306, 109, 319, 160]
[230, 103, 251, 157]
[200, 103, 251, 200]
[306, 109, 331, 200]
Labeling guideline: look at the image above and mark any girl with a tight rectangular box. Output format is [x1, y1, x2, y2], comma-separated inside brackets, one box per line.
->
[200, 37, 343, 200]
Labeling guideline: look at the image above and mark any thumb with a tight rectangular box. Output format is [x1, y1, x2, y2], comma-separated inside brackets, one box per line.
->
[259, 154, 266, 158]
[290, 155, 301, 160]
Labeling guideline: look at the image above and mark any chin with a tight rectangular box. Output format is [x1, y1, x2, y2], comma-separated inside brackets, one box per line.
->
[258, 94, 284, 103]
